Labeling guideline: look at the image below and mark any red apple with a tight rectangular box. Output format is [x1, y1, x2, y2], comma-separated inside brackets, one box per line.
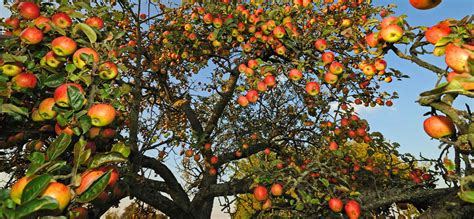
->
[324, 72, 338, 84]
[51, 36, 77, 56]
[329, 61, 344, 75]
[40, 182, 71, 210]
[247, 59, 258, 69]
[374, 59, 387, 71]
[12, 72, 37, 89]
[210, 156, 219, 165]
[381, 24, 404, 43]
[314, 39, 327, 51]
[38, 98, 57, 119]
[54, 83, 84, 107]
[20, 27, 43, 44]
[10, 176, 35, 204]
[445, 43, 472, 73]
[264, 75, 276, 87]
[365, 32, 379, 48]
[4, 17, 20, 29]
[345, 200, 361, 219]
[246, 90, 258, 103]
[288, 69, 302, 81]
[42, 51, 61, 68]
[425, 24, 451, 45]
[273, 26, 285, 38]
[85, 16, 104, 29]
[34, 16, 52, 33]
[73, 48, 100, 69]
[203, 13, 213, 24]
[329, 141, 338, 151]
[257, 81, 267, 92]
[98, 61, 119, 80]
[423, 115, 455, 139]
[305, 81, 320, 96]
[362, 64, 377, 76]
[213, 17, 223, 28]
[409, 0, 441, 10]
[380, 16, 398, 29]
[329, 197, 343, 212]
[270, 183, 283, 196]
[253, 185, 268, 201]
[18, 2, 40, 20]
[322, 52, 335, 64]
[237, 96, 249, 107]
[55, 123, 74, 136]
[51, 12, 72, 29]
[87, 104, 116, 127]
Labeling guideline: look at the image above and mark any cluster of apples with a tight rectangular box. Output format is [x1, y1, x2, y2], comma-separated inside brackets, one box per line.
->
[328, 198, 361, 219]
[365, 16, 405, 49]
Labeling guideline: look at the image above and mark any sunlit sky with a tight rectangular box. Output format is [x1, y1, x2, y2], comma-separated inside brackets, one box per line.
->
[1, 0, 473, 218]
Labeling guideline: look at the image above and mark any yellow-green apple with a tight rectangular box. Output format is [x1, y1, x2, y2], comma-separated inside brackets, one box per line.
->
[1, 63, 22, 77]
[270, 183, 283, 196]
[365, 32, 379, 48]
[423, 115, 455, 138]
[288, 69, 303, 81]
[380, 16, 398, 29]
[329, 197, 343, 212]
[18, 2, 40, 20]
[73, 48, 100, 69]
[247, 59, 258, 69]
[98, 62, 119, 80]
[31, 109, 45, 122]
[305, 81, 320, 96]
[341, 18, 352, 27]
[4, 17, 20, 29]
[264, 75, 276, 87]
[409, 0, 441, 10]
[253, 185, 268, 201]
[322, 52, 335, 64]
[246, 90, 258, 103]
[445, 43, 472, 73]
[380, 24, 404, 43]
[329, 61, 344, 75]
[374, 59, 387, 71]
[12, 72, 37, 89]
[55, 123, 74, 136]
[314, 39, 327, 51]
[87, 104, 116, 127]
[344, 200, 361, 219]
[40, 182, 71, 210]
[324, 72, 338, 84]
[362, 64, 377, 76]
[425, 23, 451, 45]
[51, 12, 72, 29]
[20, 27, 43, 44]
[10, 175, 35, 204]
[34, 16, 52, 33]
[273, 26, 285, 38]
[54, 83, 84, 107]
[38, 98, 57, 119]
[242, 43, 252, 53]
[52, 36, 77, 56]
[43, 51, 61, 68]
[85, 16, 104, 30]
[237, 96, 249, 107]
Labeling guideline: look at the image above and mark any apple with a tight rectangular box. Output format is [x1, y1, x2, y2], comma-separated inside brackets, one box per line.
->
[185, 149, 193, 157]
[365, 32, 379, 48]
[257, 81, 267, 92]
[423, 115, 455, 138]
[264, 75, 276, 87]
[85, 141, 96, 154]
[329, 61, 344, 75]
[31, 109, 45, 122]
[88, 127, 101, 139]
[52, 36, 77, 56]
[425, 24, 451, 45]
[380, 24, 404, 43]
[55, 123, 74, 136]
[445, 43, 472, 73]
[43, 51, 61, 68]
[1, 63, 22, 77]
[305, 81, 320, 96]
[210, 156, 219, 165]
[12, 72, 37, 89]
[99, 166, 119, 188]
[101, 128, 116, 139]
[213, 17, 223, 28]
[380, 16, 398, 29]
[322, 52, 335, 64]
[34, 16, 52, 33]
[237, 96, 249, 107]
[208, 167, 217, 176]
[203, 13, 213, 24]
[76, 168, 113, 195]
[409, 0, 441, 10]
[98, 61, 119, 80]
[324, 72, 338, 84]
[446, 72, 474, 90]
[374, 59, 387, 71]
[54, 83, 85, 107]
[288, 69, 303, 81]
[247, 59, 258, 69]
[20, 27, 43, 44]
[10, 175, 35, 204]
[41, 182, 71, 210]
[87, 104, 116, 127]
[253, 185, 268, 201]
[38, 98, 57, 119]
[270, 183, 283, 196]
[73, 48, 100, 69]
[51, 12, 73, 29]
[362, 64, 377, 76]
[85, 16, 104, 29]
[345, 200, 361, 219]
[4, 17, 20, 29]
[273, 26, 286, 38]
[341, 18, 352, 27]
[71, 207, 88, 219]
[275, 45, 287, 55]
[204, 143, 212, 150]
[329, 141, 338, 151]
[329, 197, 343, 212]
[246, 90, 258, 103]
[314, 39, 327, 51]
[18, 2, 40, 20]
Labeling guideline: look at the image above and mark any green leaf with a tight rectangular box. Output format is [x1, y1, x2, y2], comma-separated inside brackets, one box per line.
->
[2, 53, 27, 63]
[88, 152, 127, 169]
[72, 23, 97, 43]
[0, 104, 29, 117]
[319, 178, 329, 187]
[76, 171, 111, 203]
[79, 74, 92, 86]
[65, 64, 77, 73]
[44, 74, 66, 88]
[435, 36, 452, 47]
[78, 115, 92, 134]
[15, 197, 59, 218]
[111, 143, 131, 158]
[67, 85, 85, 111]
[73, 138, 87, 167]
[45, 160, 67, 173]
[46, 134, 72, 161]
[28, 152, 45, 165]
[21, 174, 52, 204]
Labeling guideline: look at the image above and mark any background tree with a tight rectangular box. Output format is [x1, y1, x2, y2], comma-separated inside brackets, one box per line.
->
[0, 0, 472, 219]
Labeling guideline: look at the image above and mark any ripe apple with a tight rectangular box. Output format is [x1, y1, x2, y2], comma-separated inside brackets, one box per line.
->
[329, 61, 344, 75]
[273, 26, 285, 38]
[99, 166, 119, 188]
[314, 39, 327, 51]
[55, 123, 74, 136]
[34, 16, 52, 33]
[380, 24, 404, 43]
[237, 96, 249, 107]
[213, 17, 223, 28]
[43, 51, 61, 68]
[210, 156, 219, 165]
[264, 75, 276, 87]
[20, 27, 43, 44]
[51, 12, 73, 29]
[380, 16, 398, 29]
[73, 48, 100, 69]
[423, 115, 455, 138]
[362, 64, 377, 76]
[445, 43, 471, 73]
[5, 17, 20, 29]
[87, 104, 116, 127]
[365, 32, 379, 48]
[270, 183, 283, 196]
[409, 0, 441, 10]
[288, 69, 302, 81]
[247, 59, 258, 69]
[76, 169, 104, 195]
[374, 59, 387, 71]
[425, 24, 451, 45]
[98, 61, 119, 80]
[322, 52, 335, 64]
[257, 81, 267, 92]
[52, 36, 77, 56]
[85, 16, 104, 29]
[341, 18, 352, 27]
[246, 90, 258, 103]
[40, 182, 71, 210]
[328, 141, 338, 151]
[31, 109, 45, 122]
[12, 72, 37, 89]
[54, 83, 84, 107]
[10, 175, 35, 204]
[203, 13, 213, 24]
[38, 98, 57, 119]
[305, 81, 320, 96]
[71, 207, 88, 219]
[185, 149, 193, 157]
[345, 200, 361, 219]
[253, 185, 268, 201]
[275, 45, 287, 55]
[18, 2, 40, 20]
[324, 72, 338, 84]
[329, 197, 343, 212]
[446, 72, 474, 90]
[208, 167, 217, 176]
[101, 128, 116, 139]
[1, 63, 22, 77]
